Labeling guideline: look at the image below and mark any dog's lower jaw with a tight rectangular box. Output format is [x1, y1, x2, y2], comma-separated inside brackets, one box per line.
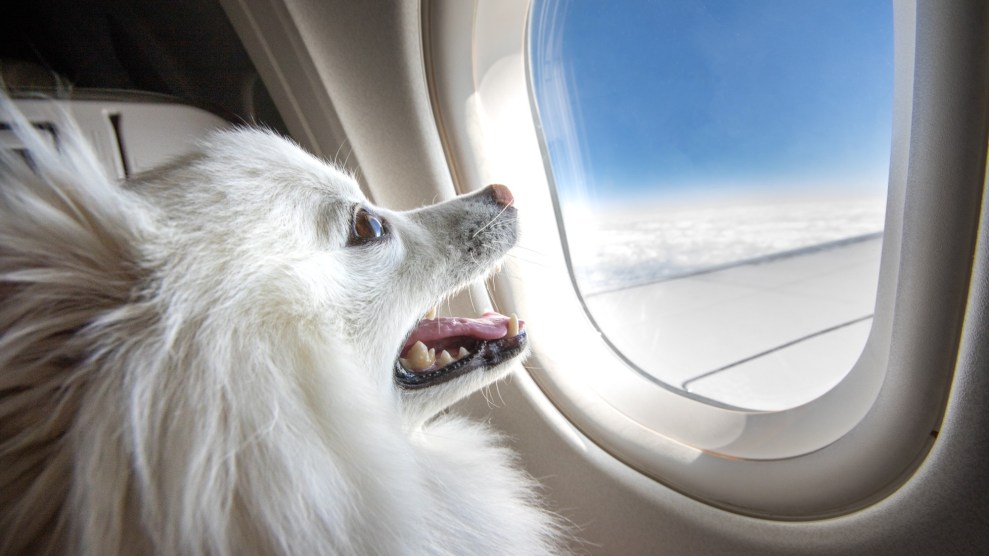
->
[400, 346, 529, 430]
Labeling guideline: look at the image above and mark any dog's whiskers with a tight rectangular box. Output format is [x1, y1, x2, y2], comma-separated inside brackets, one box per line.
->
[493, 379, 507, 407]
[466, 283, 477, 313]
[342, 142, 355, 169]
[332, 139, 349, 167]
[512, 244, 546, 256]
[523, 363, 548, 374]
[507, 253, 550, 268]
[471, 202, 513, 239]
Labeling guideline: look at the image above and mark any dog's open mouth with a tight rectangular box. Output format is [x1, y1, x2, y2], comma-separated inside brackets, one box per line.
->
[394, 311, 527, 389]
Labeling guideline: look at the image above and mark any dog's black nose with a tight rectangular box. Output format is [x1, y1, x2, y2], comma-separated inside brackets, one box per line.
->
[485, 184, 514, 207]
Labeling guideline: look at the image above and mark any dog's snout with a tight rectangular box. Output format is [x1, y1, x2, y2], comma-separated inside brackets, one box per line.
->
[485, 184, 514, 207]
[409, 183, 518, 277]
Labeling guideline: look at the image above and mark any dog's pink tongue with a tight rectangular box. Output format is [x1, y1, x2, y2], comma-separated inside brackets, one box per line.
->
[403, 311, 522, 353]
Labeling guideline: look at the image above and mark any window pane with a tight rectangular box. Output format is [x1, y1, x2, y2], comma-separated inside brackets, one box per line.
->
[530, 0, 893, 410]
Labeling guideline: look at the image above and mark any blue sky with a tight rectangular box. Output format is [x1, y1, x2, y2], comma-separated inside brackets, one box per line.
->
[531, 0, 894, 204]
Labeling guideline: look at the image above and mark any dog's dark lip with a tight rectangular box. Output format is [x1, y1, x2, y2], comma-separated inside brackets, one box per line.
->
[394, 331, 527, 389]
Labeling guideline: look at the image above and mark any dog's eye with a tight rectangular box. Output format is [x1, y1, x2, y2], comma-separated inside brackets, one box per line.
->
[351, 207, 386, 243]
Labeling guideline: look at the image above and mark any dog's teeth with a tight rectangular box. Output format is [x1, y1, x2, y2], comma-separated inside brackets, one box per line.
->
[408, 341, 433, 370]
[399, 357, 411, 369]
[437, 350, 454, 366]
[458, 347, 470, 359]
[424, 307, 437, 320]
[507, 313, 519, 337]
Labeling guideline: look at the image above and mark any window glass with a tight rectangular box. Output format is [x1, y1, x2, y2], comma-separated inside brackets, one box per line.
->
[530, 0, 894, 410]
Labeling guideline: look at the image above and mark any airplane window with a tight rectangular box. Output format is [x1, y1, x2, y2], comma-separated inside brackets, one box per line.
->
[529, 0, 893, 410]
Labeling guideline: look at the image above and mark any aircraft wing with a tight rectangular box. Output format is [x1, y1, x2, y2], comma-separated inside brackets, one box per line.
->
[584, 236, 882, 410]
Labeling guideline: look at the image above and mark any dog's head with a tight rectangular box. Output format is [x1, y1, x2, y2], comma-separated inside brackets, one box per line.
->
[135, 128, 527, 426]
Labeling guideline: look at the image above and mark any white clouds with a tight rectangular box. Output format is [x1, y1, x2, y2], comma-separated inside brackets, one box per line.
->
[569, 196, 886, 295]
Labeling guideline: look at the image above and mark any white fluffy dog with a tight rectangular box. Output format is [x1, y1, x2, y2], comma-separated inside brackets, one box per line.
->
[0, 99, 565, 555]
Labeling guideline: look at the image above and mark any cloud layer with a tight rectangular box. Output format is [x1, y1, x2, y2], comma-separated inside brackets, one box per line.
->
[570, 197, 886, 295]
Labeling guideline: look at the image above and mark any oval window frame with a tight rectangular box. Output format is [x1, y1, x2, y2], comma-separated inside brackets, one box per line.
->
[423, 0, 984, 518]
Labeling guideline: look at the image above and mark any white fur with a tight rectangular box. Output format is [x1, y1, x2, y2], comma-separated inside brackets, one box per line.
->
[0, 99, 566, 555]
